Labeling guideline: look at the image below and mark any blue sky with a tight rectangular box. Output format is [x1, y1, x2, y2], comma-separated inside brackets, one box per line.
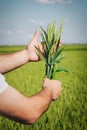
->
[0, 0, 87, 45]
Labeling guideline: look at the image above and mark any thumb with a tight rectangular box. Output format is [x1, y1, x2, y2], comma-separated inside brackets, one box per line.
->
[33, 30, 40, 40]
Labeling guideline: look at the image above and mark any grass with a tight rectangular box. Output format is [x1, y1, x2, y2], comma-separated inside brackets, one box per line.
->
[0, 44, 87, 130]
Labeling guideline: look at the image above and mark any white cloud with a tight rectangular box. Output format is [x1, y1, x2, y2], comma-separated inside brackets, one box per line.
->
[35, 0, 72, 4]
[29, 19, 37, 25]
[38, 22, 44, 26]
[3, 30, 13, 35]
[17, 30, 25, 35]
[29, 19, 45, 26]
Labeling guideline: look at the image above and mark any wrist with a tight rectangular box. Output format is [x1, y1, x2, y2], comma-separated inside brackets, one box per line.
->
[20, 49, 29, 64]
[43, 87, 53, 101]
[24, 48, 34, 62]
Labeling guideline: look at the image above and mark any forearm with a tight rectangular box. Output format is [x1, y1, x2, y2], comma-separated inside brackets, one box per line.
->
[0, 49, 28, 73]
[26, 88, 52, 123]
[0, 85, 52, 124]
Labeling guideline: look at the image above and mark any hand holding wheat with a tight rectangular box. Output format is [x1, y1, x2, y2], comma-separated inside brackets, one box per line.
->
[43, 78, 62, 100]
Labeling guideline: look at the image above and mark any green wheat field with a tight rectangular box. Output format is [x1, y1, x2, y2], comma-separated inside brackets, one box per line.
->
[0, 44, 87, 130]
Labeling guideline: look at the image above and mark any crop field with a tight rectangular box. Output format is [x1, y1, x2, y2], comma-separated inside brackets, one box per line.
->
[0, 44, 87, 130]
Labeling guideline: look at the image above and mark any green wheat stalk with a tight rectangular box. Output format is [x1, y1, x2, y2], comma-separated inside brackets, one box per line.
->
[35, 20, 69, 79]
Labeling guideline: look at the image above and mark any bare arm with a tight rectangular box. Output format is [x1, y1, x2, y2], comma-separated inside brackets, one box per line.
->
[0, 79, 62, 124]
[0, 50, 29, 73]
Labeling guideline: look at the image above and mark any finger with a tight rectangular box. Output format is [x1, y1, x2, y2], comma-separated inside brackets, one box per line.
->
[33, 30, 40, 40]
[59, 41, 62, 47]
[38, 43, 44, 53]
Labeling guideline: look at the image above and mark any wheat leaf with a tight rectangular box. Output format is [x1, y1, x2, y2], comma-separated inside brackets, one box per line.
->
[51, 20, 56, 34]
[40, 26, 49, 52]
[40, 32, 45, 42]
[40, 26, 48, 42]
[56, 67, 69, 72]
[53, 47, 64, 60]
[54, 55, 65, 63]
[55, 36, 60, 52]
[34, 46, 46, 62]
[49, 33, 55, 52]
[51, 21, 56, 41]
[47, 23, 51, 42]
[55, 20, 64, 43]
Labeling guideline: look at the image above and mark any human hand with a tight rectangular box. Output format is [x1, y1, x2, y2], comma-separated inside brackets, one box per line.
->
[26, 30, 62, 62]
[42, 78, 62, 101]
[26, 31, 44, 62]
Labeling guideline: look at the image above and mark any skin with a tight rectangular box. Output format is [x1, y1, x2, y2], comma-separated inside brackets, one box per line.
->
[0, 31, 62, 124]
